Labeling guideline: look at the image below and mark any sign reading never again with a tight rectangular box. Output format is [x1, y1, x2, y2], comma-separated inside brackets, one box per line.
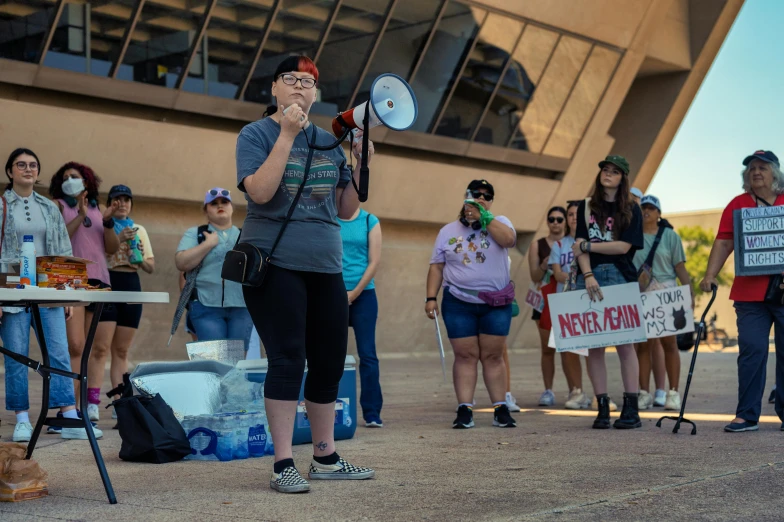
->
[734, 205, 784, 276]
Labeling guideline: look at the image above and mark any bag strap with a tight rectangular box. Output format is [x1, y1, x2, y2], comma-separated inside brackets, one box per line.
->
[643, 225, 666, 268]
[0, 194, 6, 259]
[268, 125, 317, 260]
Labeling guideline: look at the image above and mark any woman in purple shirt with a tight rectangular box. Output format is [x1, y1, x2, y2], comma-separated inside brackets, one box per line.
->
[425, 180, 517, 430]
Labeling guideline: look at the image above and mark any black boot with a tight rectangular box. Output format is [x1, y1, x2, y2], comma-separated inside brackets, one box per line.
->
[613, 392, 642, 429]
[592, 394, 611, 429]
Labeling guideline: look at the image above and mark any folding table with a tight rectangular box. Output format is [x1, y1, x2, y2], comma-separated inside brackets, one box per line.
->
[0, 288, 169, 504]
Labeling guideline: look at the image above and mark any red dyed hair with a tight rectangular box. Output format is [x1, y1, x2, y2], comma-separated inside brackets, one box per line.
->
[274, 55, 319, 83]
[297, 56, 319, 82]
[49, 162, 103, 202]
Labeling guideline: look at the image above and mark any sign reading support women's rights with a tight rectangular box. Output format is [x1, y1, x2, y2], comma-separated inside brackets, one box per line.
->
[640, 286, 694, 339]
[734, 205, 784, 276]
[547, 283, 646, 352]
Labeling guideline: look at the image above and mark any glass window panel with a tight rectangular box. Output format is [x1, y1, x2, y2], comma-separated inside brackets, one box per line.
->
[43, 1, 134, 77]
[472, 24, 559, 147]
[243, 0, 337, 104]
[120, 0, 208, 88]
[543, 46, 619, 158]
[434, 13, 522, 141]
[177, 0, 274, 97]
[352, 0, 442, 108]
[0, 0, 57, 63]
[407, 2, 485, 134]
[316, 0, 393, 111]
[511, 36, 591, 153]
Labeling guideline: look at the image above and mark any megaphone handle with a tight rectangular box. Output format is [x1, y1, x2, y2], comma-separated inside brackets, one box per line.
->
[358, 106, 370, 203]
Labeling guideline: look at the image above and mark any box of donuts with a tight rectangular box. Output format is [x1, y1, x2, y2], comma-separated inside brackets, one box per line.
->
[36, 256, 93, 288]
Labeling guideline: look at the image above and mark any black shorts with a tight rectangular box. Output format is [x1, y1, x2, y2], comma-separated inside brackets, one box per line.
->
[107, 270, 143, 329]
[85, 278, 117, 322]
[532, 309, 542, 321]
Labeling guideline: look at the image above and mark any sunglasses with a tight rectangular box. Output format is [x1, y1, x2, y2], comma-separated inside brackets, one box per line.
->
[548, 216, 565, 224]
[470, 190, 494, 201]
[278, 74, 317, 89]
[210, 189, 230, 198]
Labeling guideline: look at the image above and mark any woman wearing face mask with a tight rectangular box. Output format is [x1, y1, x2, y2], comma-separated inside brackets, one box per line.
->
[548, 201, 591, 410]
[1, 149, 103, 442]
[50, 163, 120, 424]
[426, 180, 517, 430]
[528, 207, 564, 407]
[174, 188, 253, 349]
[236, 55, 375, 493]
[104, 185, 155, 420]
[572, 155, 644, 430]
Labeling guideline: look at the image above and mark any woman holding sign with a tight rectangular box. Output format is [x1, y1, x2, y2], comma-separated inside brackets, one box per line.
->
[633, 195, 690, 412]
[572, 155, 644, 430]
[700, 150, 784, 433]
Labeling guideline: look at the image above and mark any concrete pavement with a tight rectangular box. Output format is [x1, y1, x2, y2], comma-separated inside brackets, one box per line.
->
[0, 348, 782, 521]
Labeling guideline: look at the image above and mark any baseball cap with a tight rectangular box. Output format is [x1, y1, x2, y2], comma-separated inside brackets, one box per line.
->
[598, 155, 630, 175]
[467, 179, 494, 196]
[742, 150, 779, 168]
[205, 187, 232, 205]
[640, 195, 661, 212]
[108, 184, 132, 201]
[630, 187, 643, 199]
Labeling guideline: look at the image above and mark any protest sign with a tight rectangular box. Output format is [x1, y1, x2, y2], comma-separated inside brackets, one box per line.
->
[734, 205, 784, 276]
[547, 283, 646, 352]
[548, 329, 588, 356]
[524, 282, 544, 313]
[640, 286, 694, 340]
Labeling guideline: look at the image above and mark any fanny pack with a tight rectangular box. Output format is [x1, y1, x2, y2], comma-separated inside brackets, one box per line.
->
[449, 281, 516, 307]
[221, 126, 316, 287]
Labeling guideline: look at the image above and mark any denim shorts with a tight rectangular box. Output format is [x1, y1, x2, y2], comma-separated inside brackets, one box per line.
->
[576, 264, 628, 290]
[441, 289, 512, 339]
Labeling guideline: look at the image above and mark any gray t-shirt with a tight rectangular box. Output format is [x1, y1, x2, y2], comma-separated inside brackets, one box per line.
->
[236, 118, 352, 273]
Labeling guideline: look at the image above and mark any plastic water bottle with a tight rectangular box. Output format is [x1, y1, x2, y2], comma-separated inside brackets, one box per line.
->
[215, 414, 234, 462]
[232, 413, 250, 460]
[20, 235, 36, 286]
[247, 412, 268, 458]
[187, 414, 218, 461]
[128, 234, 144, 265]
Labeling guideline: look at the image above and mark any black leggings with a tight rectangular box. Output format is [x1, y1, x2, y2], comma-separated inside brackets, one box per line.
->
[243, 263, 348, 403]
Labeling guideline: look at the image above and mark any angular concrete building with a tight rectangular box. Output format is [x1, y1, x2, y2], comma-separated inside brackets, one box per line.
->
[0, 0, 743, 358]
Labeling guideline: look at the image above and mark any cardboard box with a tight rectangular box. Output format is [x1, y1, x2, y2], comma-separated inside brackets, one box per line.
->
[36, 256, 92, 288]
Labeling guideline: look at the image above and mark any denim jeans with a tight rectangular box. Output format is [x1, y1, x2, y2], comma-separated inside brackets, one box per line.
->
[189, 301, 254, 350]
[349, 289, 383, 421]
[575, 263, 628, 289]
[734, 301, 784, 423]
[0, 308, 75, 411]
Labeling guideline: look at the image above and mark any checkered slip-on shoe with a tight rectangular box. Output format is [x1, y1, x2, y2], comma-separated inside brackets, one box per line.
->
[270, 466, 310, 493]
[308, 457, 375, 480]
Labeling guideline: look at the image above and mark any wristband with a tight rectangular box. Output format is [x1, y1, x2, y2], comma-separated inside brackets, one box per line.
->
[425, 297, 437, 302]
[580, 241, 587, 253]
[103, 217, 115, 229]
[584, 273, 595, 279]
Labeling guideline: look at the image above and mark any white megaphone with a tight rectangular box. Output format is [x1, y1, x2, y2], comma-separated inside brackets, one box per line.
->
[331, 74, 418, 202]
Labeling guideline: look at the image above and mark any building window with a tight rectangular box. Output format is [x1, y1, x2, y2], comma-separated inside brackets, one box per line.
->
[0, 1, 57, 63]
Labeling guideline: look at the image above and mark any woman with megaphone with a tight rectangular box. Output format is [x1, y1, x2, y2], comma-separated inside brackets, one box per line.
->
[235, 55, 375, 493]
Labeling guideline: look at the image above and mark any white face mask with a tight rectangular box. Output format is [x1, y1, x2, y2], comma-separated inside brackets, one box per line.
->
[62, 178, 85, 197]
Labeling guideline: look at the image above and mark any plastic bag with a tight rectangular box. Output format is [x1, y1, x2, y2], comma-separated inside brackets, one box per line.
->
[0, 443, 48, 502]
[219, 368, 264, 413]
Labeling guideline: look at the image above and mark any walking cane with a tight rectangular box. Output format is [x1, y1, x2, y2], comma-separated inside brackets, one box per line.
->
[657, 283, 718, 435]
[434, 314, 447, 383]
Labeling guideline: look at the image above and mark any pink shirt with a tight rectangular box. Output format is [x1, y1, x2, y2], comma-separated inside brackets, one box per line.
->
[58, 199, 111, 285]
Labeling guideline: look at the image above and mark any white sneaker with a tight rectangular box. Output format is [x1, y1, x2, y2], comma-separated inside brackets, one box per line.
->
[62, 425, 104, 440]
[664, 389, 681, 411]
[653, 389, 666, 407]
[591, 396, 618, 412]
[12, 422, 33, 442]
[87, 404, 100, 422]
[564, 388, 590, 410]
[638, 390, 653, 410]
[505, 392, 521, 412]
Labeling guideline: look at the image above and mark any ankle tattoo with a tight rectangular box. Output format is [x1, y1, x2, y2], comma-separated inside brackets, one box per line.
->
[316, 441, 327, 451]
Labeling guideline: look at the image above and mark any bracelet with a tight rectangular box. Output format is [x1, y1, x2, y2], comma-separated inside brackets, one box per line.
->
[580, 241, 588, 253]
[584, 273, 596, 279]
[103, 217, 115, 229]
[425, 297, 437, 303]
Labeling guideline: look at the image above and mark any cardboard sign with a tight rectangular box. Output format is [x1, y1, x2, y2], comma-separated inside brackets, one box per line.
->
[734, 205, 784, 276]
[547, 283, 646, 352]
[640, 286, 694, 340]
[524, 282, 545, 313]
[548, 329, 589, 356]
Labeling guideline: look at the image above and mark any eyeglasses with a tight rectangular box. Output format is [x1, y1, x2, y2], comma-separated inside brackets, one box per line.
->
[278, 74, 317, 89]
[548, 216, 565, 224]
[470, 190, 493, 202]
[210, 189, 230, 197]
[15, 161, 38, 171]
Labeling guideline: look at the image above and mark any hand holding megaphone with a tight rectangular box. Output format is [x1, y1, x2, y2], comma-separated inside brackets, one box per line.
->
[280, 104, 307, 138]
[351, 130, 374, 163]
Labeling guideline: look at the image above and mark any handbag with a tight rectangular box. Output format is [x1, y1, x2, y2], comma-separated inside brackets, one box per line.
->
[110, 373, 191, 464]
[637, 224, 666, 292]
[222, 125, 317, 287]
[765, 274, 784, 305]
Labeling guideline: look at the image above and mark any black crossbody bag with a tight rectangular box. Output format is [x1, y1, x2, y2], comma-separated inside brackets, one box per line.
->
[222, 125, 316, 287]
